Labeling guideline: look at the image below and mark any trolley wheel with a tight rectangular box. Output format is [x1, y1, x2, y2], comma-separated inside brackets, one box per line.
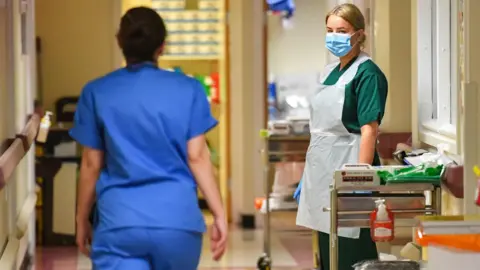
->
[257, 254, 271, 270]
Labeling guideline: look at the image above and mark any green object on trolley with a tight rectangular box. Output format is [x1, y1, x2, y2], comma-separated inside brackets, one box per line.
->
[376, 164, 444, 185]
[195, 75, 212, 98]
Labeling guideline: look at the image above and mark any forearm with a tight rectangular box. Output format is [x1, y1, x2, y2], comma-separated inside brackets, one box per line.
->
[358, 131, 377, 164]
[189, 152, 224, 219]
[76, 165, 100, 222]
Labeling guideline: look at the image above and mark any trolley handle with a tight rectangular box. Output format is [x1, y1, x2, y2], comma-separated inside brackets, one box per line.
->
[342, 163, 372, 169]
[323, 207, 440, 214]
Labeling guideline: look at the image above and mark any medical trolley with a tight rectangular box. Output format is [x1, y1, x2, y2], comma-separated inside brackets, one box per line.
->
[324, 164, 442, 270]
[257, 131, 309, 270]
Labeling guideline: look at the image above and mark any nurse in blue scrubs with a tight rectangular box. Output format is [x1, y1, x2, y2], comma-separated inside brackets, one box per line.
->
[70, 7, 227, 270]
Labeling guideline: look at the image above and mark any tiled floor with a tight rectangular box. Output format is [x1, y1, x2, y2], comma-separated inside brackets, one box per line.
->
[35, 217, 315, 270]
[35, 230, 313, 270]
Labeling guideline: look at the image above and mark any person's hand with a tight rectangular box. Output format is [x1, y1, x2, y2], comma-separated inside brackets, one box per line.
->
[210, 216, 228, 261]
[76, 219, 92, 257]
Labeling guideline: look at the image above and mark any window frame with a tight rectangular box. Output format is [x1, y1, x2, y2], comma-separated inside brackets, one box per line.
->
[416, 0, 461, 154]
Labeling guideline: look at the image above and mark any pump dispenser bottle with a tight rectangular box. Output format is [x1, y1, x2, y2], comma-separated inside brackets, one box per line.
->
[37, 111, 53, 143]
[370, 199, 394, 242]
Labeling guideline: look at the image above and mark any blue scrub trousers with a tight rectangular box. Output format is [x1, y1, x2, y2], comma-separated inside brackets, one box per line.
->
[91, 228, 202, 270]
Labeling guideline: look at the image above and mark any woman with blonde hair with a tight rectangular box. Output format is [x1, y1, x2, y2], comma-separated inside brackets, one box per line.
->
[295, 3, 388, 269]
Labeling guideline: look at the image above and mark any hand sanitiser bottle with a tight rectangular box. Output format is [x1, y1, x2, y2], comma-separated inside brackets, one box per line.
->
[370, 199, 394, 242]
[36, 111, 53, 143]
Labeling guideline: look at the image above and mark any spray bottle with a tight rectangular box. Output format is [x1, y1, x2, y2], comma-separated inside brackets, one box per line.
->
[37, 111, 53, 143]
[370, 199, 394, 242]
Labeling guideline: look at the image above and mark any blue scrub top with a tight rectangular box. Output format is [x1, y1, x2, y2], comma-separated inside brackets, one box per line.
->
[69, 63, 218, 233]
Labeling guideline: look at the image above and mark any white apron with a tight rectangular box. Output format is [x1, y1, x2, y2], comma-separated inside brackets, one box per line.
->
[296, 52, 371, 239]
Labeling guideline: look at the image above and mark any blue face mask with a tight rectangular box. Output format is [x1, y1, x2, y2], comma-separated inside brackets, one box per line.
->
[325, 32, 356, 58]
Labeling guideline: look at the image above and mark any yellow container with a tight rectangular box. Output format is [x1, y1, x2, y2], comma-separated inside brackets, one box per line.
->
[199, 0, 223, 10]
[160, 11, 185, 21]
[197, 22, 222, 32]
[197, 11, 220, 21]
[197, 45, 220, 55]
[151, 0, 185, 10]
[167, 22, 198, 32]
[182, 11, 198, 21]
[197, 34, 219, 43]
[165, 46, 186, 55]
[169, 33, 199, 43]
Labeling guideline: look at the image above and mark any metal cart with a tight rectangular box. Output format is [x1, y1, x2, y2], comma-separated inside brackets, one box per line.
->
[257, 131, 309, 270]
[324, 178, 442, 270]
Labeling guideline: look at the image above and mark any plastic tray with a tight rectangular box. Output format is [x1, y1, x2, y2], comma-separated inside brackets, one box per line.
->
[384, 177, 441, 185]
[354, 260, 420, 270]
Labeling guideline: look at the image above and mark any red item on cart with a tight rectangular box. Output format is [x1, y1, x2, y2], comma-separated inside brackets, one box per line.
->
[210, 72, 220, 104]
[255, 197, 264, 210]
[475, 179, 480, 206]
[370, 199, 394, 242]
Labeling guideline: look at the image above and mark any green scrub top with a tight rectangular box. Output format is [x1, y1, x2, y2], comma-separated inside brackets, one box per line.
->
[323, 57, 388, 166]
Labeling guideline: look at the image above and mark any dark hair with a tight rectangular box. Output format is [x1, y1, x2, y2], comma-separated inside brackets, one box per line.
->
[118, 7, 167, 65]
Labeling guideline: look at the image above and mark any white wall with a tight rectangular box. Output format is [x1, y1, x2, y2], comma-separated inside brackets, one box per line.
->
[36, 0, 117, 110]
[0, 0, 14, 250]
[228, 0, 266, 225]
[267, 0, 329, 76]
[0, 0, 37, 267]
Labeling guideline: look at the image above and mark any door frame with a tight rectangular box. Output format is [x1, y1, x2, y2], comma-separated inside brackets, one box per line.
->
[0, 0, 37, 263]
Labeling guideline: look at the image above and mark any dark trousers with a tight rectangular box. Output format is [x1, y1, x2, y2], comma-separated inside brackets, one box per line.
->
[319, 228, 378, 270]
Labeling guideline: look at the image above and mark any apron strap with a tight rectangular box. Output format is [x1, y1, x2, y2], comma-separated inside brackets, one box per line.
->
[318, 61, 340, 84]
[336, 52, 371, 86]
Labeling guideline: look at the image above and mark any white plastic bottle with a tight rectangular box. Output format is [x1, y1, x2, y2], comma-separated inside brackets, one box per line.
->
[376, 200, 389, 221]
[37, 111, 53, 143]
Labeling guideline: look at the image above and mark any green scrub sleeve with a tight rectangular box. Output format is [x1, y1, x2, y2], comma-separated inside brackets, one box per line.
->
[356, 72, 388, 127]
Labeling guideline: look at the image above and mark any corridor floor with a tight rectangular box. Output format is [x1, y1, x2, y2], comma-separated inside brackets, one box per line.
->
[35, 229, 313, 270]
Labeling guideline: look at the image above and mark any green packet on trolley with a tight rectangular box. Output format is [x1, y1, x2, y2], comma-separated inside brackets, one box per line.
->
[376, 164, 444, 185]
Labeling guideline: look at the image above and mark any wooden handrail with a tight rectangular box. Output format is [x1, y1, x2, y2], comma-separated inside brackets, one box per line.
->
[17, 114, 40, 152]
[16, 192, 38, 239]
[0, 139, 25, 190]
[0, 114, 41, 190]
[0, 237, 19, 270]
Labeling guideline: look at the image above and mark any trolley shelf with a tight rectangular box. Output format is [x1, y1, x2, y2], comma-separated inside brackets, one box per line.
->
[336, 183, 436, 192]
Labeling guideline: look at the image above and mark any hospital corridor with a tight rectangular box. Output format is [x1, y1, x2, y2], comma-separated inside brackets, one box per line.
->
[2, 0, 480, 270]
[35, 214, 314, 269]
